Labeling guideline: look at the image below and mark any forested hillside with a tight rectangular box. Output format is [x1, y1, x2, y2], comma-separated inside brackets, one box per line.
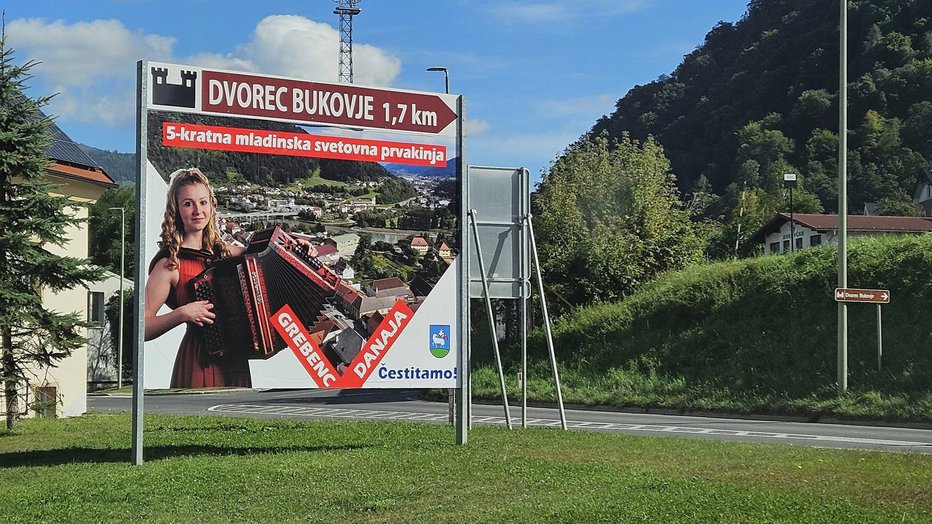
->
[80, 145, 135, 184]
[585, 0, 931, 255]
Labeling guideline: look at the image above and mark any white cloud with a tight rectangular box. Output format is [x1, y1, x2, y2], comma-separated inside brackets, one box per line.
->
[232, 15, 400, 86]
[466, 119, 490, 136]
[6, 18, 173, 127]
[7, 18, 175, 86]
[539, 94, 616, 118]
[5, 15, 401, 132]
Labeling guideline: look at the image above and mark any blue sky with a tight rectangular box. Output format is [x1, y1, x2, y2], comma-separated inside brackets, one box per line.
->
[5, 0, 749, 183]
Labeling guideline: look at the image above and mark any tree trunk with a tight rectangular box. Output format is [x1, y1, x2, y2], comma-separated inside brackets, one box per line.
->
[2, 326, 19, 430]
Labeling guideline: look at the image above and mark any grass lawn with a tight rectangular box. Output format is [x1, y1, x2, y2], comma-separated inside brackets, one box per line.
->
[1, 413, 931, 523]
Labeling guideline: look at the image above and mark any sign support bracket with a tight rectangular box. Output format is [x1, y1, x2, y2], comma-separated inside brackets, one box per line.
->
[468, 209, 513, 429]
[526, 213, 567, 430]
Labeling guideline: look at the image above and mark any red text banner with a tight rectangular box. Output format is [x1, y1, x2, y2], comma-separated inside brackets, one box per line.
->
[338, 301, 414, 388]
[162, 123, 447, 166]
[272, 305, 339, 388]
[201, 70, 457, 134]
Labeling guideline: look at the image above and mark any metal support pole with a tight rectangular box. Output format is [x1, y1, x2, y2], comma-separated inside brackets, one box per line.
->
[789, 188, 795, 252]
[526, 213, 567, 430]
[521, 241, 528, 429]
[468, 209, 513, 429]
[837, 0, 849, 394]
[877, 304, 882, 372]
[132, 61, 146, 465]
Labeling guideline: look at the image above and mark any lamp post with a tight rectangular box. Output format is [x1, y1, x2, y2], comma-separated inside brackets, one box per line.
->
[108, 207, 125, 389]
[784, 173, 797, 252]
[426, 66, 449, 94]
[427, 65, 452, 423]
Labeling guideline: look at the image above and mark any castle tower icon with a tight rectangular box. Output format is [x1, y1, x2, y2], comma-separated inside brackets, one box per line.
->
[151, 67, 197, 108]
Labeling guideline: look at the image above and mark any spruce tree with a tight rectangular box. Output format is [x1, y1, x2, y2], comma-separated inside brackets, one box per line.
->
[0, 37, 101, 429]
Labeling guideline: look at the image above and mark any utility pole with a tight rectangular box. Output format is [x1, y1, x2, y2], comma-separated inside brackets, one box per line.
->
[838, 0, 849, 393]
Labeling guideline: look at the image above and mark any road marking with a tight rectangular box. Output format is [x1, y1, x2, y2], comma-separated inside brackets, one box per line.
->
[207, 403, 932, 451]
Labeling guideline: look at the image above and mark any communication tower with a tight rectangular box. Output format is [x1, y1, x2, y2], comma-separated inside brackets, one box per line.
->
[333, 0, 362, 83]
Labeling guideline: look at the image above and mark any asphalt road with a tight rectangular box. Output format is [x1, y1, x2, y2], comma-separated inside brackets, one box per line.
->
[89, 388, 932, 454]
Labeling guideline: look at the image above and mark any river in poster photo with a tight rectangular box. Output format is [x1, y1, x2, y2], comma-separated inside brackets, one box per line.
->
[143, 109, 460, 389]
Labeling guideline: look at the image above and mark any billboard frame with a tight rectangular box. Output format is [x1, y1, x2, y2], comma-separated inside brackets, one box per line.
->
[131, 60, 469, 462]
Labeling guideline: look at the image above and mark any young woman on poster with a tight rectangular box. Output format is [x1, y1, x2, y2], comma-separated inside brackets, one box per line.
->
[144, 167, 251, 387]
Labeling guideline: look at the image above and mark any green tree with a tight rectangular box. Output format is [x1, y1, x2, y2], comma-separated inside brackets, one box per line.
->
[375, 176, 417, 204]
[89, 186, 135, 276]
[106, 288, 135, 382]
[875, 191, 921, 216]
[534, 134, 704, 307]
[0, 39, 101, 429]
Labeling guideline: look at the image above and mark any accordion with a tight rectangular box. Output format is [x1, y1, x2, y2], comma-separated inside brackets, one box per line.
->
[191, 227, 340, 358]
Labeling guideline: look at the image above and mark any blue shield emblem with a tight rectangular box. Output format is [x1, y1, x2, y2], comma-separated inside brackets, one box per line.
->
[429, 325, 451, 358]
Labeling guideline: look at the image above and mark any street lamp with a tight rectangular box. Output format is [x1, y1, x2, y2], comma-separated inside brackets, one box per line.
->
[426, 66, 450, 94]
[783, 173, 797, 253]
[108, 207, 125, 389]
[428, 64, 452, 426]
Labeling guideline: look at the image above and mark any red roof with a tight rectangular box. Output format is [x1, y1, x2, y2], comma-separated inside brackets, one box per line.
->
[372, 277, 407, 292]
[314, 244, 338, 256]
[46, 160, 116, 188]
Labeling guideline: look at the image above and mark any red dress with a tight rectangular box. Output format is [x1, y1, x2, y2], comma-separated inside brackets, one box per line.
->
[152, 247, 252, 388]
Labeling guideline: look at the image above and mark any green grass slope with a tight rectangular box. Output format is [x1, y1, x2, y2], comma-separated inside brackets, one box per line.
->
[476, 234, 932, 421]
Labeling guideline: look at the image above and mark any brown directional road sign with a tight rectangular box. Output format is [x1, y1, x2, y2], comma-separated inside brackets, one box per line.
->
[834, 288, 891, 304]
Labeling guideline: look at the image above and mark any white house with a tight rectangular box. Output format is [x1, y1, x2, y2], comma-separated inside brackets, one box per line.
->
[410, 236, 430, 254]
[86, 270, 133, 388]
[753, 213, 932, 255]
[914, 166, 932, 216]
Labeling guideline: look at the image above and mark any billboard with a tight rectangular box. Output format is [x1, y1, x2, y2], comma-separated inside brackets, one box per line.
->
[138, 62, 462, 390]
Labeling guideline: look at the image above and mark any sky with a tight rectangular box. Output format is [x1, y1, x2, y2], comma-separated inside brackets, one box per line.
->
[4, 0, 749, 184]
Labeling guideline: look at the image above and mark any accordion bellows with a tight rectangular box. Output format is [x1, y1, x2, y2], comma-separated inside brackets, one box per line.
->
[191, 227, 338, 359]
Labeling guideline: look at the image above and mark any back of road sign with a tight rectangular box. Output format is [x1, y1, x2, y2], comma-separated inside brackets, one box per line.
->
[466, 166, 529, 300]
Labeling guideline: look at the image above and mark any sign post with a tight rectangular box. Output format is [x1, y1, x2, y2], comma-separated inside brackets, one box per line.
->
[783, 173, 796, 252]
[833, 288, 890, 373]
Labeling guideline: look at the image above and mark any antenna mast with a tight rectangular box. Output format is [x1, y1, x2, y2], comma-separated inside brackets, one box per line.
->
[333, 0, 362, 83]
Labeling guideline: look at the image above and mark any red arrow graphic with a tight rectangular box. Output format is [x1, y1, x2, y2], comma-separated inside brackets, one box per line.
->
[201, 70, 457, 134]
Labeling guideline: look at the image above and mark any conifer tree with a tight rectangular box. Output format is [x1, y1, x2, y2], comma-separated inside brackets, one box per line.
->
[0, 37, 101, 429]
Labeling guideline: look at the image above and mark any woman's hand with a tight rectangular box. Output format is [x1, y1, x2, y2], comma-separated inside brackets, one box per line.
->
[179, 300, 215, 327]
[295, 237, 317, 257]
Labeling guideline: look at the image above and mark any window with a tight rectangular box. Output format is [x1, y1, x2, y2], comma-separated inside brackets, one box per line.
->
[769, 242, 780, 254]
[795, 237, 803, 250]
[88, 291, 105, 326]
[34, 386, 57, 418]
[810, 235, 821, 247]
[782, 240, 790, 253]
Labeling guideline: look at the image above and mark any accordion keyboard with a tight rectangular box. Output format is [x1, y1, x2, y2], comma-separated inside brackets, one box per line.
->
[193, 279, 225, 355]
